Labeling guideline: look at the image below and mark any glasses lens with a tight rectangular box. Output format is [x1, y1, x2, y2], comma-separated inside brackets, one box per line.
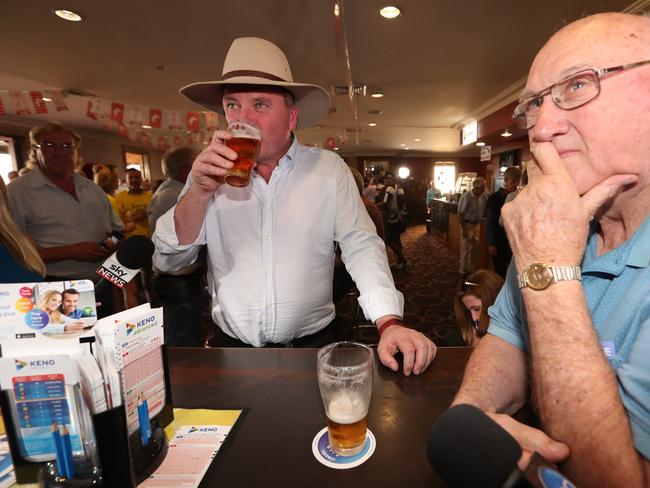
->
[552, 70, 599, 110]
[40, 142, 75, 151]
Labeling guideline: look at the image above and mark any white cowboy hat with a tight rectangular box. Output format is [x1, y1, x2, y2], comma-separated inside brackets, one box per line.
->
[180, 37, 330, 129]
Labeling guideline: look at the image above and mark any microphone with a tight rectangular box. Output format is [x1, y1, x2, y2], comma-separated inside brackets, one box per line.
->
[426, 404, 575, 488]
[95, 235, 155, 288]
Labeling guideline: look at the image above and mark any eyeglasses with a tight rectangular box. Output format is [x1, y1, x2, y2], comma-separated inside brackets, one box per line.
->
[512, 59, 650, 130]
[35, 142, 77, 151]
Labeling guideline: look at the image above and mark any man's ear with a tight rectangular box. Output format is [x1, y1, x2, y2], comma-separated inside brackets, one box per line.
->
[289, 106, 299, 132]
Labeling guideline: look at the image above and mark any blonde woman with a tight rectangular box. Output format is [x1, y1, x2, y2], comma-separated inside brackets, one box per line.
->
[37, 290, 85, 334]
[0, 177, 45, 283]
[454, 270, 504, 346]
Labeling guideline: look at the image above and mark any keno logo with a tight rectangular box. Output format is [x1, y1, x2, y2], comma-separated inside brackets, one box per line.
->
[14, 359, 28, 370]
[30, 359, 56, 368]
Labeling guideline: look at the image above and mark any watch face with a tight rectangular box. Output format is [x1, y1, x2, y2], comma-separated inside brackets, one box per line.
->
[527, 263, 553, 290]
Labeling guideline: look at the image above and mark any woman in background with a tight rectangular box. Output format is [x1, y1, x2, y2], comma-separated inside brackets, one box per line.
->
[0, 177, 45, 283]
[454, 269, 504, 346]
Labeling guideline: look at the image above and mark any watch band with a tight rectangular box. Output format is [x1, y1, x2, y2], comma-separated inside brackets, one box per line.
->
[517, 264, 582, 290]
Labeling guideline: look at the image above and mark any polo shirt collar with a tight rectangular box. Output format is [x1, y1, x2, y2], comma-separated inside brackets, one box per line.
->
[582, 215, 650, 276]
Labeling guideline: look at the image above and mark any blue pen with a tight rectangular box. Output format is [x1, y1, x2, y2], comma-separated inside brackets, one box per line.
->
[60, 424, 75, 479]
[51, 422, 67, 478]
[137, 393, 151, 446]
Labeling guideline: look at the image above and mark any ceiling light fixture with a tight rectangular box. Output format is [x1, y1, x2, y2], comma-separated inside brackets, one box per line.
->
[501, 130, 512, 137]
[334, 147, 339, 150]
[476, 142, 486, 147]
[413, 138, 421, 142]
[379, 6, 401, 19]
[370, 90, 384, 98]
[334, 3, 340, 16]
[53, 9, 84, 21]
[399, 144, 405, 147]
[141, 125, 152, 129]
[368, 122, 377, 127]
[41, 97, 53, 102]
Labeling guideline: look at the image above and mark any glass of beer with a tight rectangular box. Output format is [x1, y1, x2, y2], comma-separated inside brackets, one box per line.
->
[224, 121, 261, 187]
[317, 342, 373, 456]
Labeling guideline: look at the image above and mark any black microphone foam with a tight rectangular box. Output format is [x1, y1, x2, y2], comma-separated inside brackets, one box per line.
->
[427, 404, 522, 488]
[115, 235, 155, 269]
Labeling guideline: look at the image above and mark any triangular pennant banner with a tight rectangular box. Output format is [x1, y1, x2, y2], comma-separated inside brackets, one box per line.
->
[30, 91, 48, 114]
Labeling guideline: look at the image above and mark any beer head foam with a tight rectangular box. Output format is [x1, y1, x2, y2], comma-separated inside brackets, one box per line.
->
[227, 121, 261, 140]
[328, 392, 367, 424]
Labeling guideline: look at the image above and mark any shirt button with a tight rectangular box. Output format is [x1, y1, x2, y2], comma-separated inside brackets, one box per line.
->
[265, 202, 271, 207]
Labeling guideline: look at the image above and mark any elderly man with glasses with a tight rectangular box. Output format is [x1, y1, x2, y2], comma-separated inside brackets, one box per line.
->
[452, 13, 650, 486]
[7, 122, 122, 316]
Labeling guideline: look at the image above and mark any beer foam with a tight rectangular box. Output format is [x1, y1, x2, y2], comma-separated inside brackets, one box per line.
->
[328, 393, 367, 424]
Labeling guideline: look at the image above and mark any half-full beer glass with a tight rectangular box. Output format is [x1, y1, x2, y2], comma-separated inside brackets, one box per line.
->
[317, 342, 373, 456]
[224, 121, 261, 187]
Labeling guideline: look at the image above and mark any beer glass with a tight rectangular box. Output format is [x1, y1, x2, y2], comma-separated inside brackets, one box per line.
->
[224, 121, 261, 187]
[317, 342, 373, 456]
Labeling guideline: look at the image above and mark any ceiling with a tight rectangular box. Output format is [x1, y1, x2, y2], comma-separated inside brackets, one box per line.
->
[1, 0, 646, 158]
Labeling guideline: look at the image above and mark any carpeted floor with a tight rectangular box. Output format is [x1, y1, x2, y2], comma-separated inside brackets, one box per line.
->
[342, 224, 466, 347]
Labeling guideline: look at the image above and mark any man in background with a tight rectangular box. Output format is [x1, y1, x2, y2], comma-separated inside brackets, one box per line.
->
[148, 146, 205, 347]
[8, 122, 122, 317]
[457, 177, 487, 275]
[115, 167, 153, 308]
[486, 167, 521, 277]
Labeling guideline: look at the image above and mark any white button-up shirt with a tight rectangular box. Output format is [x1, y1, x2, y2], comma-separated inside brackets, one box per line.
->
[153, 139, 403, 346]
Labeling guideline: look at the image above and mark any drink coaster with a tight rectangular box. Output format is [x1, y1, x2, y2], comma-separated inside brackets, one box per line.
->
[311, 427, 376, 469]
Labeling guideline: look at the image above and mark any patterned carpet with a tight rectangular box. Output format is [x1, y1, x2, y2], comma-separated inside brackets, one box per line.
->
[342, 224, 466, 347]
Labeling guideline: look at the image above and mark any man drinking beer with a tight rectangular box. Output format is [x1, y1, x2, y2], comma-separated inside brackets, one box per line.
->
[153, 37, 435, 376]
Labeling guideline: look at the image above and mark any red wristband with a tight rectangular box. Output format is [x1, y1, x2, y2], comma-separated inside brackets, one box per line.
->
[377, 318, 402, 336]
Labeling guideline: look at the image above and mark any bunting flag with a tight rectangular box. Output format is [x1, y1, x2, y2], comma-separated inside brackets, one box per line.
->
[126, 106, 144, 127]
[325, 136, 336, 149]
[44, 90, 68, 112]
[157, 136, 169, 151]
[110, 102, 124, 123]
[149, 108, 162, 128]
[1, 89, 228, 149]
[204, 111, 219, 130]
[186, 111, 200, 132]
[30, 91, 48, 114]
[87, 98, 109, 121]
[168, 111, 182, 130]
[10, 91, 31, 115]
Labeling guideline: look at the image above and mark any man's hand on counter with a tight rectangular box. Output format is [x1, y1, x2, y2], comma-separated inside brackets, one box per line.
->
[376, 317, 437, 376]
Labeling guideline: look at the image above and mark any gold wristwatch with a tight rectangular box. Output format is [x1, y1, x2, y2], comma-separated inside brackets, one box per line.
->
[517, 263, 582, 290]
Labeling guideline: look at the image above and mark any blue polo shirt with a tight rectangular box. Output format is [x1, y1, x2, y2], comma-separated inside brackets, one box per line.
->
[488, 216, 650, 458]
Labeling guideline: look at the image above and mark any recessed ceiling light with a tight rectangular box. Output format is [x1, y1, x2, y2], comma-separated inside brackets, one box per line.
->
[41, 97, 53, 102]
[368, 122, 377, 127]
[413, 138, 421, 142]
[399, 144, 406, 147]
[404, 147, 410, 150]
[334, 3, 340, 16]
[141, 125, 152, 129]
[379, 6, 401, 19]
[370, 90, 384, 98]
[53, 9, 84, 22]
[476, 142, 486, 147]
[501, 130, 512, 137]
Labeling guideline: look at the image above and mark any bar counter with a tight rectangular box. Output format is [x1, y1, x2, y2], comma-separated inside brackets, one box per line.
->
[168, 346, 472, 487]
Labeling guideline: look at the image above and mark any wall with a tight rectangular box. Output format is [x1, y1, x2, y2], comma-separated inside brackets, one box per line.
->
[356, 154, 486, 182]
